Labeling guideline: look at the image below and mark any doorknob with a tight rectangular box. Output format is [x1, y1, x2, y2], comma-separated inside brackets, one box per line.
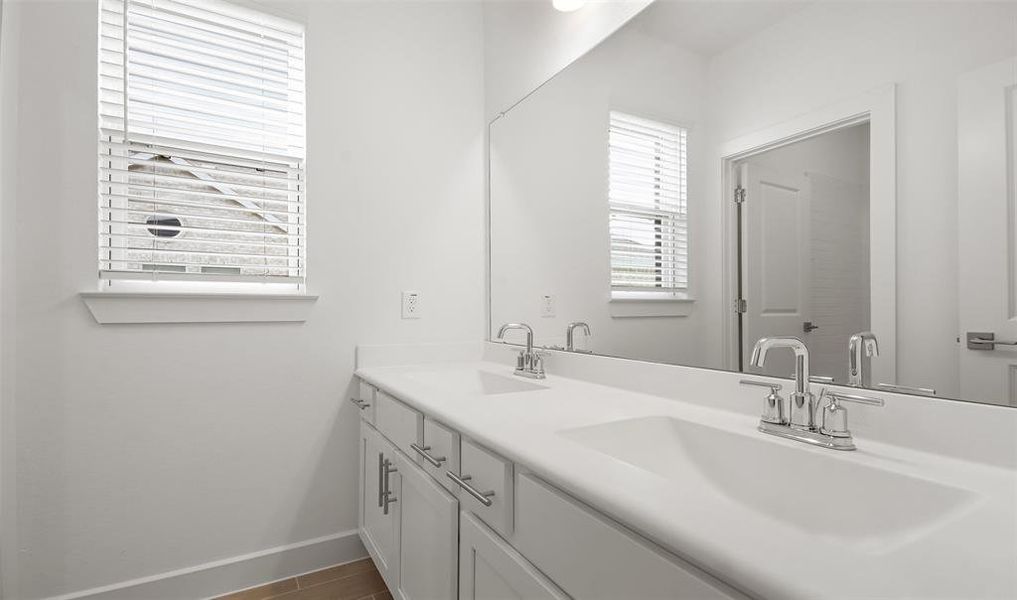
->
[966, 331, 1017, 350]
[803, 321, 820, 333]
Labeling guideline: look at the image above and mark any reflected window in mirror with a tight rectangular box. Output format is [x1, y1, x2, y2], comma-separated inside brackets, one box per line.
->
[607, 112, 688, 299]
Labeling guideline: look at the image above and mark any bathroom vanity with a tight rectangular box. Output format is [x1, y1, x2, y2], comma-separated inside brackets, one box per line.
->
[354, 344, 1017, 600]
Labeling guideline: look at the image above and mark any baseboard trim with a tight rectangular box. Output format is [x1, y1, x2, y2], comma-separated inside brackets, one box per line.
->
[46, 530, 367, 600]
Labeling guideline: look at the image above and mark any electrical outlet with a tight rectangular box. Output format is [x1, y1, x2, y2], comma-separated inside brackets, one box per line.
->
[401, 291, 422, 319]
[540, 294, 555, 318]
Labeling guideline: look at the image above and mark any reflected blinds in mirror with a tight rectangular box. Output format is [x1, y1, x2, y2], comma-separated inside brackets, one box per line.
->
[98, 0, 306, 284]
[608, 112, 688, 295]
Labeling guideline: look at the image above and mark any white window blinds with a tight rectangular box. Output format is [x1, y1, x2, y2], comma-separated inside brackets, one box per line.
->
[608, 111, 688, 294]
[98, 0, 306, 284]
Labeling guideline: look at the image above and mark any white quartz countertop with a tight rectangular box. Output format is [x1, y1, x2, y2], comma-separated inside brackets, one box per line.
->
[355, 360, 1017, 600]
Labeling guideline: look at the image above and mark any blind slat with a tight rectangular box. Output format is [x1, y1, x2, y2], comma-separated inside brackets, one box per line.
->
[100, 219, 304, 240]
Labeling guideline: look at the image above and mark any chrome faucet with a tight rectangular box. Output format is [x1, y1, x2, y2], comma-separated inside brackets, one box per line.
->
[743, 336, 884, 450]
[565, 321, 591, 352]
[496, 323, 545, 379]
[848, 331, 879, 387]
[750, 336, 814, 429]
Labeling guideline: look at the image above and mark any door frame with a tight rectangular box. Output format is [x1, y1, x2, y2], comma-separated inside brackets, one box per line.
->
[717, 84, 897, 383]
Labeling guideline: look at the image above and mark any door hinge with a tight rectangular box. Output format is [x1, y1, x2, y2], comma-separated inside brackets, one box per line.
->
[734, 186, 746, 204]
[735, 298, 747, 313]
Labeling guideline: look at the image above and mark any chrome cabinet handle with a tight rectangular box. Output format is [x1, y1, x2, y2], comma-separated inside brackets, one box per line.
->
[377, 453, 385, 508]
[445, 472, 495, 507]
[350, 398, 371, 410]
[382, 492, 396, 514]
[410, 443, 446, 468]
[876, 382, 936, 396]
[382, 457, 398, 515]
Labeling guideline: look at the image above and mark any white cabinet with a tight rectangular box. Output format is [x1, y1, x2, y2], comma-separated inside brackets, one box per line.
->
[459, 511, 569, 600]
[353, 381, 377, 424]
[458, 439, 514, 536]
[375, 391, 423, 457]
[356, 378, 743, 600]
[396, 449, 459, 600]
[513, 473, 743, 600]
[419, 418, 460, 494]
[360, 422, 401, 590]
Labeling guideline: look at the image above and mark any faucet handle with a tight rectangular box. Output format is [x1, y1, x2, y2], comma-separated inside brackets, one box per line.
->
[739, 379, 785, 425]
[531, 350, 548, 374]
[819, 390, 883, 438]
[824, 391, 884, 407]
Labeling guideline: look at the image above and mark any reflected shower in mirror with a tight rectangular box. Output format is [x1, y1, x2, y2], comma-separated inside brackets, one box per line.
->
[489, 1, 1017, 407]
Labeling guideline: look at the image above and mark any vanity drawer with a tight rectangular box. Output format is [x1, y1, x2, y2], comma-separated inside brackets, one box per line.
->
[417, 418, 460, 493]
[514, 473, 743, 600]
[352, 381, 376, 424]
[374, 391, 422, 456]
[453, 439, 513, 537]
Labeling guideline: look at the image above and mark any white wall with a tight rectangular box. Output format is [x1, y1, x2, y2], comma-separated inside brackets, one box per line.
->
[490, 23, 714, 365]
[2, 0, 484, 597]
[706, 1, 1017, 397]
[0, 0, 20, 596]
[0, 0, 18, 596]
[482, 0, 652, 120]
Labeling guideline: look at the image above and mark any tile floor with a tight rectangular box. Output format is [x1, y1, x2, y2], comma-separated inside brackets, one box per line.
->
[215, 557, 390, 600]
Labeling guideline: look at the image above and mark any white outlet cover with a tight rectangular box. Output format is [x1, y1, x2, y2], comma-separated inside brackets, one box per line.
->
[541, 294, 555, 318]
[402, 290, 422, 319]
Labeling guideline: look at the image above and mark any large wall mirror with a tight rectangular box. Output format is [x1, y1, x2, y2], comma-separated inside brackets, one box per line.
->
[489, 1, 1017, 408]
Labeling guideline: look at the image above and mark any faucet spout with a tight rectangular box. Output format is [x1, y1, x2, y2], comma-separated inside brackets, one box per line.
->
[750, 336, 813, 429]
[497, 323, 534, 355]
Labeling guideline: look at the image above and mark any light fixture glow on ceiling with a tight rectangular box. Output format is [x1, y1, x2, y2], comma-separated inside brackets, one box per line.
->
[553, 0, 586, 12]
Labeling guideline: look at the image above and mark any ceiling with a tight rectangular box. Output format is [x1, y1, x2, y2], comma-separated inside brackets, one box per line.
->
[628, 0, 811, 57]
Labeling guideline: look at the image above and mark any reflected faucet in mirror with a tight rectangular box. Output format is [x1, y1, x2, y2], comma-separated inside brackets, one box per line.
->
[496, 322, 546, 379]
[848, 332, 879, 387]
[566, 321, 591, 352]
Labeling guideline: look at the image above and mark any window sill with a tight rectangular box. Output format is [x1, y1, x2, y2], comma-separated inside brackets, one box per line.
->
[609, 294, 694, 318]
[80, 292, 318, 324]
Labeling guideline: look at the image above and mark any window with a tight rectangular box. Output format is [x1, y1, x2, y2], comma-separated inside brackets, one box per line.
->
[608, 111, 688, 297]
[98, 0, 306, 288]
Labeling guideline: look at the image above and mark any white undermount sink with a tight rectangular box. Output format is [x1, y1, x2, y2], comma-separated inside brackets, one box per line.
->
[405, 368, 547, 395]
[559, 416, 978, 550]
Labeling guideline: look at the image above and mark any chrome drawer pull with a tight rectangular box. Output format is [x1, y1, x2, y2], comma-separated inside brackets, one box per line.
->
[350, 398, 371, 410]
[382, 457, 398, 515]
[383, 492, 398, 515]
[377, 453, 385, 507]
[410, 443, 446, 468]
[446, 472, 495, 507]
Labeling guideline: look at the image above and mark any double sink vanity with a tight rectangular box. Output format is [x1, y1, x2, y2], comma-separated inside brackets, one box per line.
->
[353, 343, 1016, 600]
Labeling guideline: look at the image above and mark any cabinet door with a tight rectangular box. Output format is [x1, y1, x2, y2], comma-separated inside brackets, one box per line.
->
[396, 451, 458, 600]
[459, 512, 569, 600]
[360, 423, 400, 590]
